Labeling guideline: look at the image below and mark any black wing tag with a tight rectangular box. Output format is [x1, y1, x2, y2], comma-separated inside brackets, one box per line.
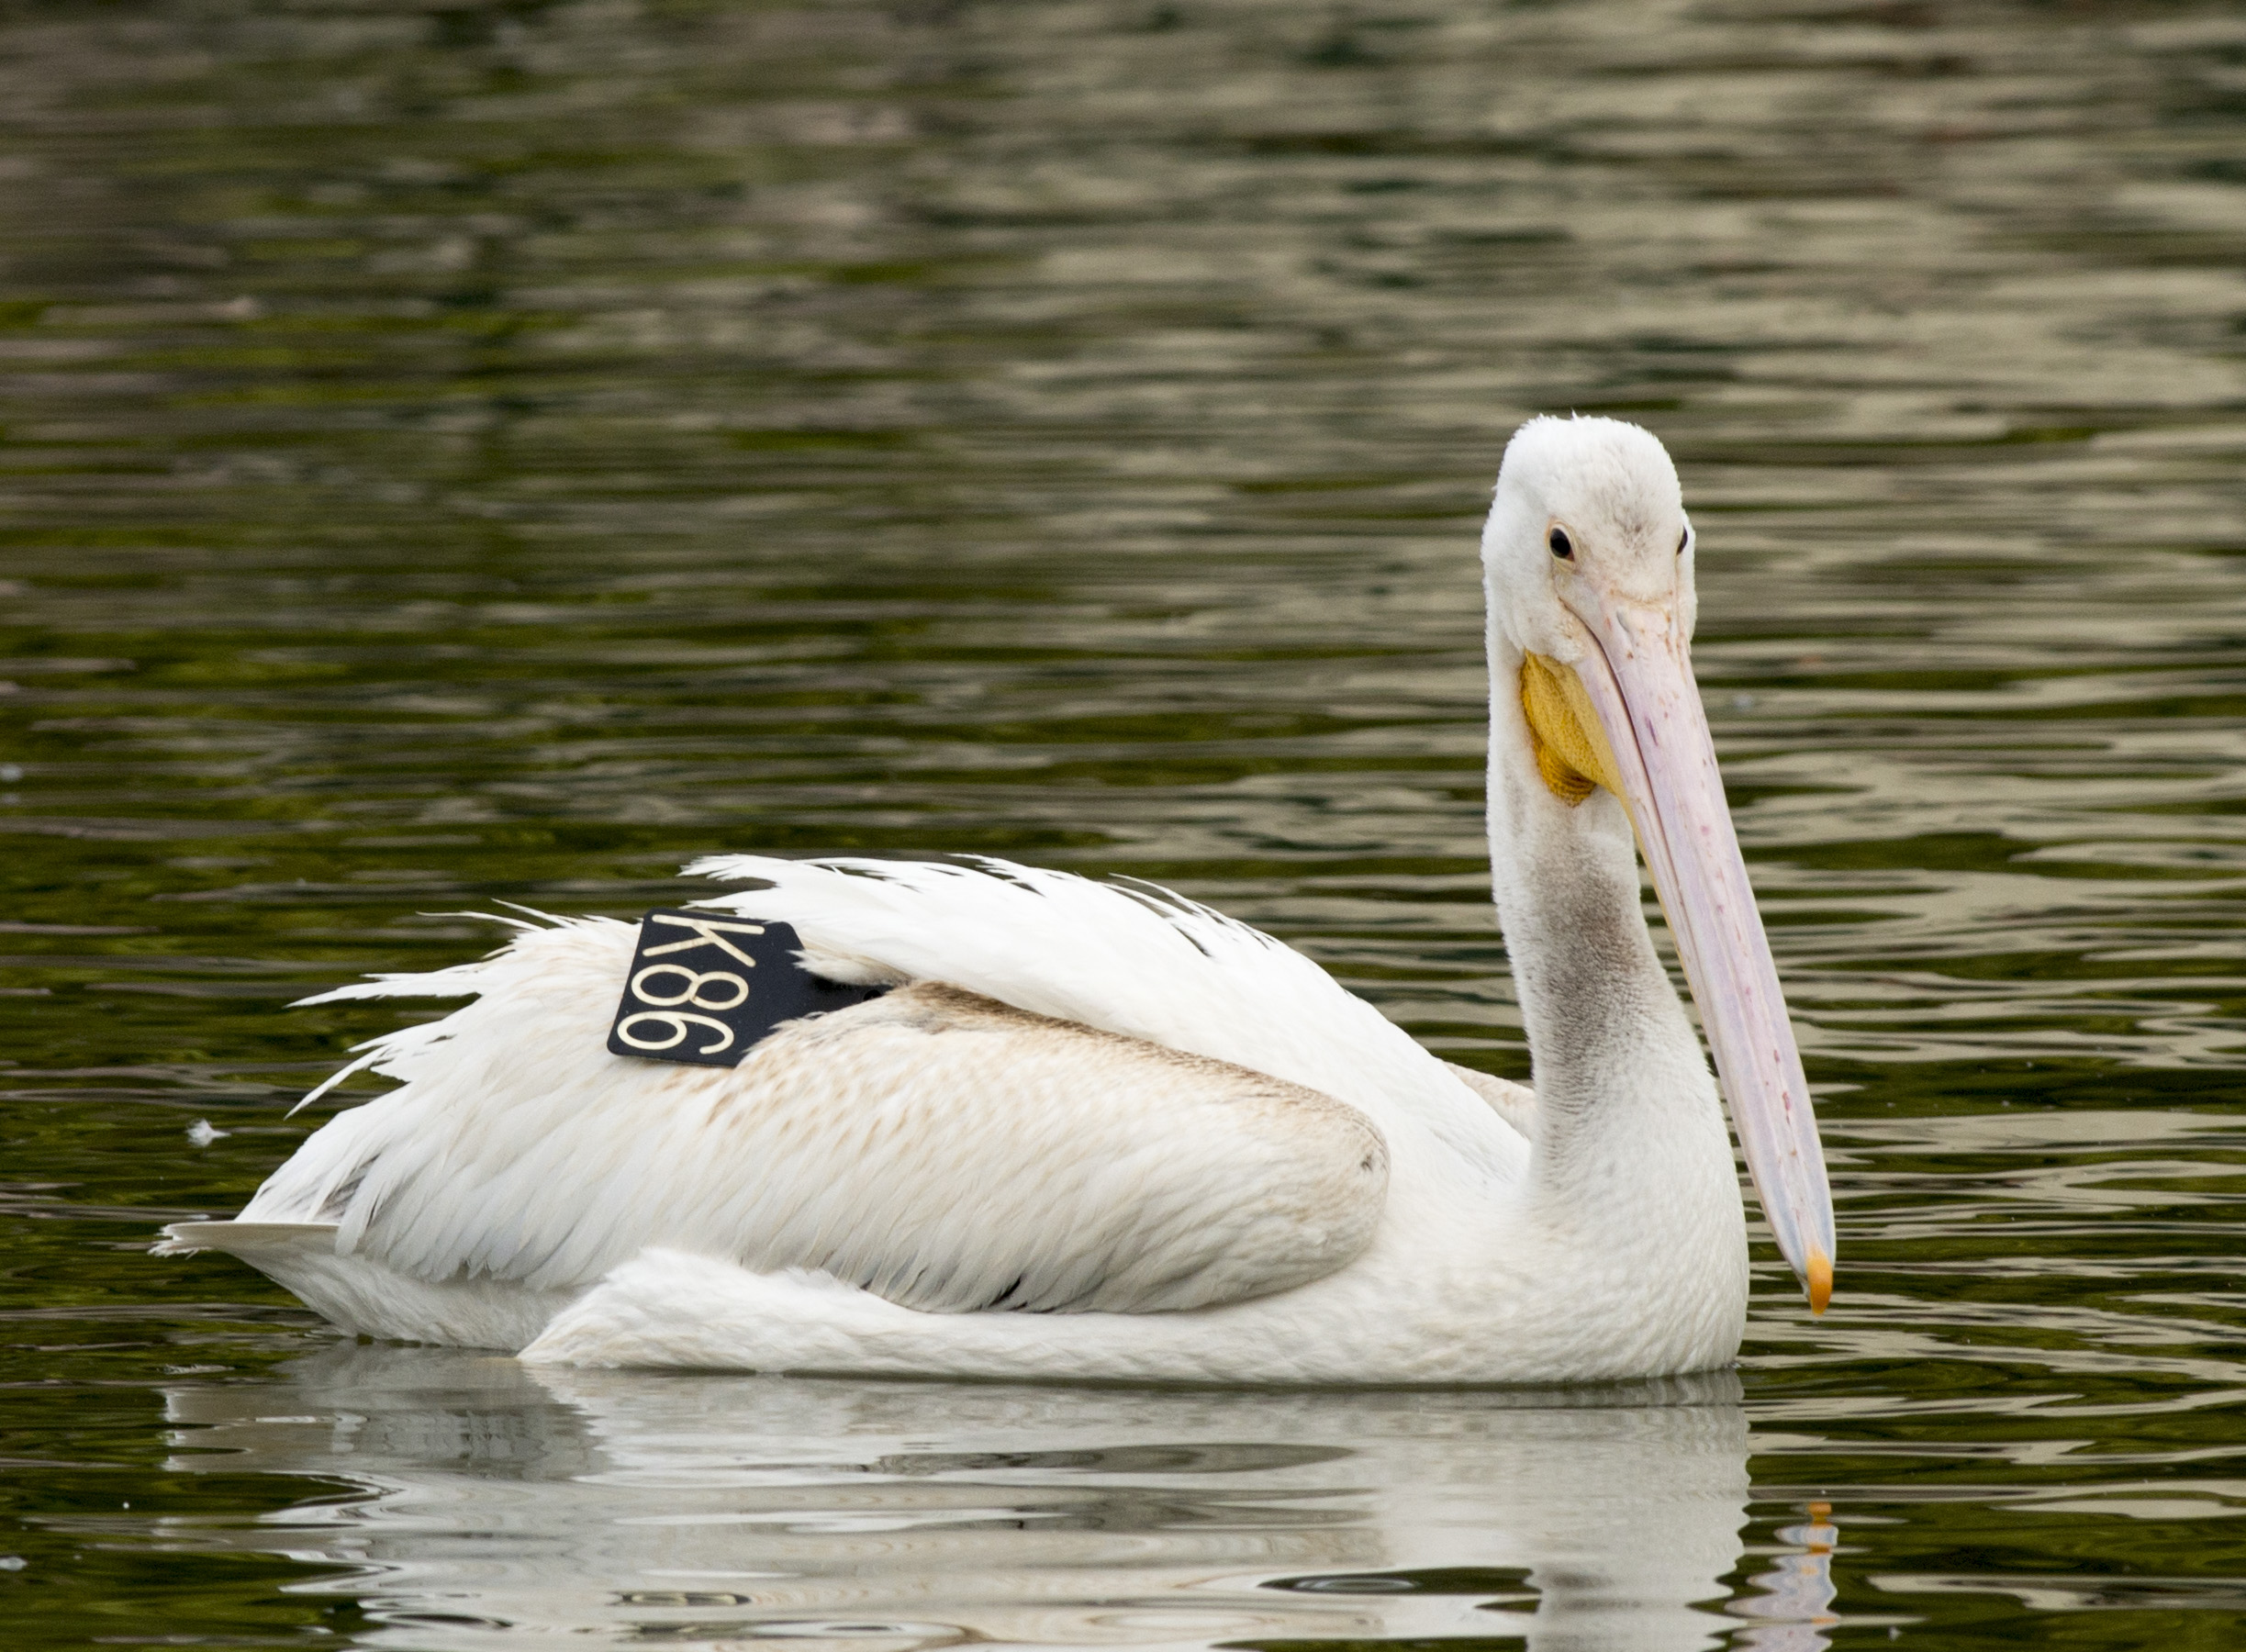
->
[606, 909, 888, 1068]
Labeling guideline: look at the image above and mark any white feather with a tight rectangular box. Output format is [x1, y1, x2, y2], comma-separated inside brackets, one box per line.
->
[216, 890, 1414, 1322]
[685, 854, 1522, 1178]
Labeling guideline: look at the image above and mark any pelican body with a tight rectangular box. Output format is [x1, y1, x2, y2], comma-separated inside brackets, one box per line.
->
[159, 417, 1836, 1383]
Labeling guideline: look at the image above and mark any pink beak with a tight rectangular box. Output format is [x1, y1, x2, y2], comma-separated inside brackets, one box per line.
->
[1566, 589, 1837, 1312]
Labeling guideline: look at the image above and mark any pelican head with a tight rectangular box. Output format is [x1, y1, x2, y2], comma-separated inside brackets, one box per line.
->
[1481, 416, 1836, 1313]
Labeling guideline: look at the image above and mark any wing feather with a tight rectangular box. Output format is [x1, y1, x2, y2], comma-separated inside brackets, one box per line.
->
[687, 854, 1527, 1180]
[243, 919, 1390, 1313]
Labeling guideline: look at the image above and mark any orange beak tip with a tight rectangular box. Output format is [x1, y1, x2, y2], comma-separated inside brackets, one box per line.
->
[1805, 1248, 1833, 1316]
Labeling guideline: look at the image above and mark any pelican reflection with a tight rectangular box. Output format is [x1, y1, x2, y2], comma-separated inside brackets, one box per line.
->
[161, 1346, 1834, 1649]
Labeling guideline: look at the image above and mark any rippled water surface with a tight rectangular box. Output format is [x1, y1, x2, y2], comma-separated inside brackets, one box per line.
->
[6, 0, 2246, 1646]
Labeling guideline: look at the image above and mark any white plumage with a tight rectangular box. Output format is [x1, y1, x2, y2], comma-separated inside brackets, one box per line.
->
[159, 415, 1835, 1383]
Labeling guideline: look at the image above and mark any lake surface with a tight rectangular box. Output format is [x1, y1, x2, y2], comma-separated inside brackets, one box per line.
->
[5, 0, 2246, 1646]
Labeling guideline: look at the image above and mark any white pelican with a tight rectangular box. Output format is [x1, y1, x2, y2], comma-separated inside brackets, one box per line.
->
[159, 415, 1836, 1383]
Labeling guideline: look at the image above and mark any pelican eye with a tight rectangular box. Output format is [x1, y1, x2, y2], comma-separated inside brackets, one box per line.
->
[1548, 527, 1573, 560]
[1677, 527, 1690, 555]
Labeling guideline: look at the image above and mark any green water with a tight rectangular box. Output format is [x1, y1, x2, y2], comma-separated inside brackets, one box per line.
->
[5, 0, 2246, 1645]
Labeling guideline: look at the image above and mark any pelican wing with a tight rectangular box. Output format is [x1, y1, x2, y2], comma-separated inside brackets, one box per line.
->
[688, 855, 1529, 1180]
[209, 914, 1390, 1314]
